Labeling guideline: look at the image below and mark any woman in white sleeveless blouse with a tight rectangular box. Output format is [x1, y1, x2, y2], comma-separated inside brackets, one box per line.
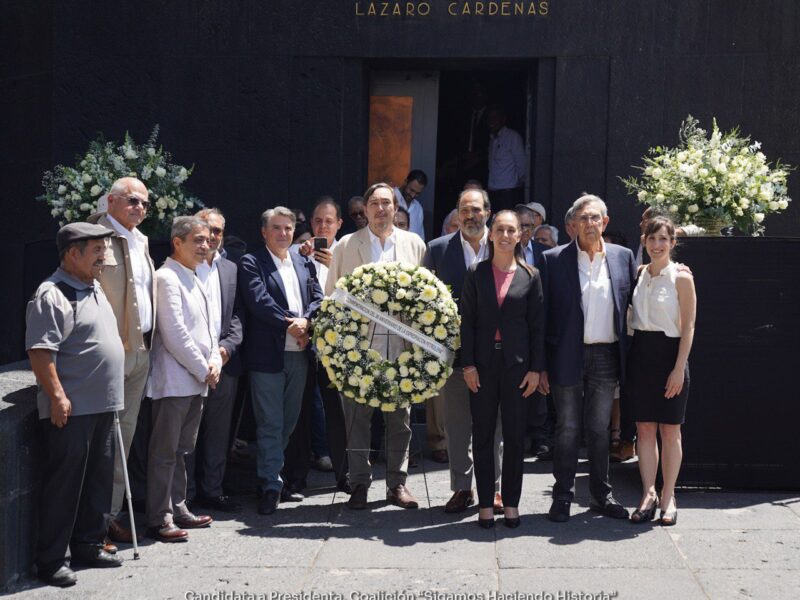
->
[626, 216, 696, 526]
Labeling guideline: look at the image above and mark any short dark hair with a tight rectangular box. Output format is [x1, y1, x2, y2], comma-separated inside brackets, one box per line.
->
[486, 104, 506, 117]
[363, 183, 396, 207]
[457, 188, 491, 212]
[406, 170, 428, 186]
[313, 195, 342, 220]
[395, 206, 410, 218]
[59, 239, 89, 262]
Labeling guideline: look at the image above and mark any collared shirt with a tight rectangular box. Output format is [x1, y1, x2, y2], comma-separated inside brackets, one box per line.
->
[394, 187, 425, 240]
[311, 238, 338, 293]
[106, 214, 153, 333]
[578, 241, 617, 344]
[366, 227, 400, 359]
[524, 241, 536, 267]
[268, 248, 304, 352]
[488, 126, 526, 191]
[26, 268, 125, 419]
[368, 227, 397, 264]
[196, 252, 223, 341]
[460, 228, 489, 268]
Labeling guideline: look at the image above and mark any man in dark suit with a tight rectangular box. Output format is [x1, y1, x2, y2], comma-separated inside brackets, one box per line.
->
[538, 194, 636, 523]
[186, 208, 244, 513]
[423, 188, 504, 514]
[515, 202, 548, 267]
[238, 207, 323, 515]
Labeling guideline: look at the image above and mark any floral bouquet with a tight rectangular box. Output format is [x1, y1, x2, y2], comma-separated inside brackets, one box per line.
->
[313, 262, 461, 412]
[39, 125, 202, 237]
[621, 116, 793, 235]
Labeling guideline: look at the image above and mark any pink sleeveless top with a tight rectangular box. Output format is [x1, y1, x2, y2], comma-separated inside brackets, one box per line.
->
[492, 264, 515, 341]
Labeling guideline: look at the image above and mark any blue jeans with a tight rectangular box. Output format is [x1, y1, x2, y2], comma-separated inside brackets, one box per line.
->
[552, 343, 619, 502]
[250, 352, 309, 492]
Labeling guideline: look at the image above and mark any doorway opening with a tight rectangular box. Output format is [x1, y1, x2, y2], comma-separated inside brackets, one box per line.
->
[368, 64, 533, 240]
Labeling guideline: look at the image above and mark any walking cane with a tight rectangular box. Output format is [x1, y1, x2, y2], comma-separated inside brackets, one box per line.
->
[113, 411, 140, 560]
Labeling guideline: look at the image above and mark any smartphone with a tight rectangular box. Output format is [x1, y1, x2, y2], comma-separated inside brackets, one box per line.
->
[313, 237, 328, 251]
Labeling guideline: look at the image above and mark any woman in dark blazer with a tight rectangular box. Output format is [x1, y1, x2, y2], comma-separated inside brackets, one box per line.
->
[460, 210, 545, 528]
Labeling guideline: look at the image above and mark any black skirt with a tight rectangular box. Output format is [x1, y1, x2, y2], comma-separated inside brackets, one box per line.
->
[626, 330, 689, 425]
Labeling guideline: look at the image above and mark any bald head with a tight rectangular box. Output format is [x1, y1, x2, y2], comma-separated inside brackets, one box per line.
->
[107, 177, 149, 230]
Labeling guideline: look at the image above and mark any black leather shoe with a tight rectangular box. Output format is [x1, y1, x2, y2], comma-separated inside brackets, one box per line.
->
[590, 495, 630, 519]
[197, 495, 242, 513]
[548, 498, 571, 522]
[503, 516, 522, 528]
[280, 487, 304, 502]
[69, 545, 122, 568]
[38, 564, 77, 587]
[347, 484, 368, 510]
[258, 490, 280, 515]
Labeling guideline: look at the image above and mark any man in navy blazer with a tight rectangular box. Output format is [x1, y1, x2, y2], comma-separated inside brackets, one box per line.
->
[538, 194, 636, 523]
[186, 208, 244, 513]
[238, 207, 323, 515]
[423, 188, 504, 514]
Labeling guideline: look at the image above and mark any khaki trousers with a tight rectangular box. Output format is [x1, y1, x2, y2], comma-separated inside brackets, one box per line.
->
[111, 348, 150, 515]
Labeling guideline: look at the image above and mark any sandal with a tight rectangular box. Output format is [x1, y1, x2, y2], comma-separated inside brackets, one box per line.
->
[630, 496, 659, 524]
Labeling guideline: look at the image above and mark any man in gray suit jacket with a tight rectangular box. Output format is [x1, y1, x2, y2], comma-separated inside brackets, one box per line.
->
[146, 217, 221, 543]
[326, 183, 426, 511]
[185, 208, 244, 513]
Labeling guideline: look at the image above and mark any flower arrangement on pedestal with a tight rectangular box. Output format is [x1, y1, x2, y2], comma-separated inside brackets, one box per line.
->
[39, 125, 203, 237]
[313, 262, 460, 412]
[621, 116, 793, 235]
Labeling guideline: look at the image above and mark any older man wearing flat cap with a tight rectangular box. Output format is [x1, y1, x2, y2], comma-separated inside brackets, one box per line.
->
[26, 223, 125, 587]
[515, 202, 549, 268]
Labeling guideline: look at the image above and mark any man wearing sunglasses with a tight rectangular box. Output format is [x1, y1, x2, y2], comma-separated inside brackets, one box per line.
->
[88, 177, 157, 546]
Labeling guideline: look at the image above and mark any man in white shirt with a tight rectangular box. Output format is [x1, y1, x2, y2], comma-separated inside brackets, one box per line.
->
[327, 183, 426, 510]
[238, 207, 323, 515]
[185, 208, 243, 513]
[87, 177, 156, 545]
[393, 169, 428, 240]
[146, 217, 220, 543]
[537, 195, 637, 523]
[486, 105, 527, 211]
[422, 188, 506, 514]
[285, 197, 348, 493]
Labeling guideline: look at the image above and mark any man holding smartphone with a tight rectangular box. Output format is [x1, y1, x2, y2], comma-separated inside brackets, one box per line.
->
[291, 196, 350, 492]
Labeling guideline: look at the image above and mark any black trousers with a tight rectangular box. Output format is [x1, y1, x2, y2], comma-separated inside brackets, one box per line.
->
[37, 412, 115, 572]
[470, 349, 528, 509]
[317, 365, 349, 486]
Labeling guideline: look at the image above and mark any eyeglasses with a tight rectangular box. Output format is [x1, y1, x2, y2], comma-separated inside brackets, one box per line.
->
[127, 197, 151, 211]
[208, 227, 224, 236]
[519, 223, 534, 230]
[578, 214, 603, 224]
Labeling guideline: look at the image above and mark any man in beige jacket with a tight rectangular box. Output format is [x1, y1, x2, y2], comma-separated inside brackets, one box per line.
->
[326, 183, 426, 511]
[89, 177, 156, 542]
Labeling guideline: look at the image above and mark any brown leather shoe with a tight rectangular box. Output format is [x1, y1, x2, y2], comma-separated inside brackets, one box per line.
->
[102, 538, 117, 555]
[145, 524, 188, 543]
[387, 484, 419, 509]
[347, 484, 368, 510]
[431, 449, 449, 464]
[444, 489, 475, 513]
[493, 492, 504, 515]
[610, 440, 636, 463]
[108, 519, 139, 544]
[174, 512, 213, 529]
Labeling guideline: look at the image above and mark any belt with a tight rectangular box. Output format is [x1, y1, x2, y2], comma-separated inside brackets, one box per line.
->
[583, 341, 617, 348]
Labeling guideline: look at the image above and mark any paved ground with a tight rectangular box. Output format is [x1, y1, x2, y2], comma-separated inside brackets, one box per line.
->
[8, 440, 800, 600]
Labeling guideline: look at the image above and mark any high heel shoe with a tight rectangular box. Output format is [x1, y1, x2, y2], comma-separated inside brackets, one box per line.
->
[630, 497, 659, 524]
[503, 516, 521, 528]
[660, 507, 678, 526]
[477, 517, 495, 529]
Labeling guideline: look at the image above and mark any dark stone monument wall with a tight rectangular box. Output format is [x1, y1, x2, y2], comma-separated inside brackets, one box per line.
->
[2, 0, 799, 362]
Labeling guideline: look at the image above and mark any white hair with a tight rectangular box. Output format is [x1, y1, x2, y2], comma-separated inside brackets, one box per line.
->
[534, 224, 559, 244]
[571, 193, 608, 217]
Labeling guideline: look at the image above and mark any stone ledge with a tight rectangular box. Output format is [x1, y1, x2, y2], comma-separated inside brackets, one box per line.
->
[0, 361, 40, 592]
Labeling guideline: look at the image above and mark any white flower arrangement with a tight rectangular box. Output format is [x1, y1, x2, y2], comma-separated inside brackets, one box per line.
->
[621, 116, 793, 235]
[313, 262, 461, 412]
[39, 125, 203, 236]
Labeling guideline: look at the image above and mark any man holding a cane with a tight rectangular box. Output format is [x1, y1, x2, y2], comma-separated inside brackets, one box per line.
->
[26, 223, 125, 587]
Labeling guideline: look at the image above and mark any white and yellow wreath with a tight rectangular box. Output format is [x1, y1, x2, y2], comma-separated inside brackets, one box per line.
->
[313, 262, 460, 412]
